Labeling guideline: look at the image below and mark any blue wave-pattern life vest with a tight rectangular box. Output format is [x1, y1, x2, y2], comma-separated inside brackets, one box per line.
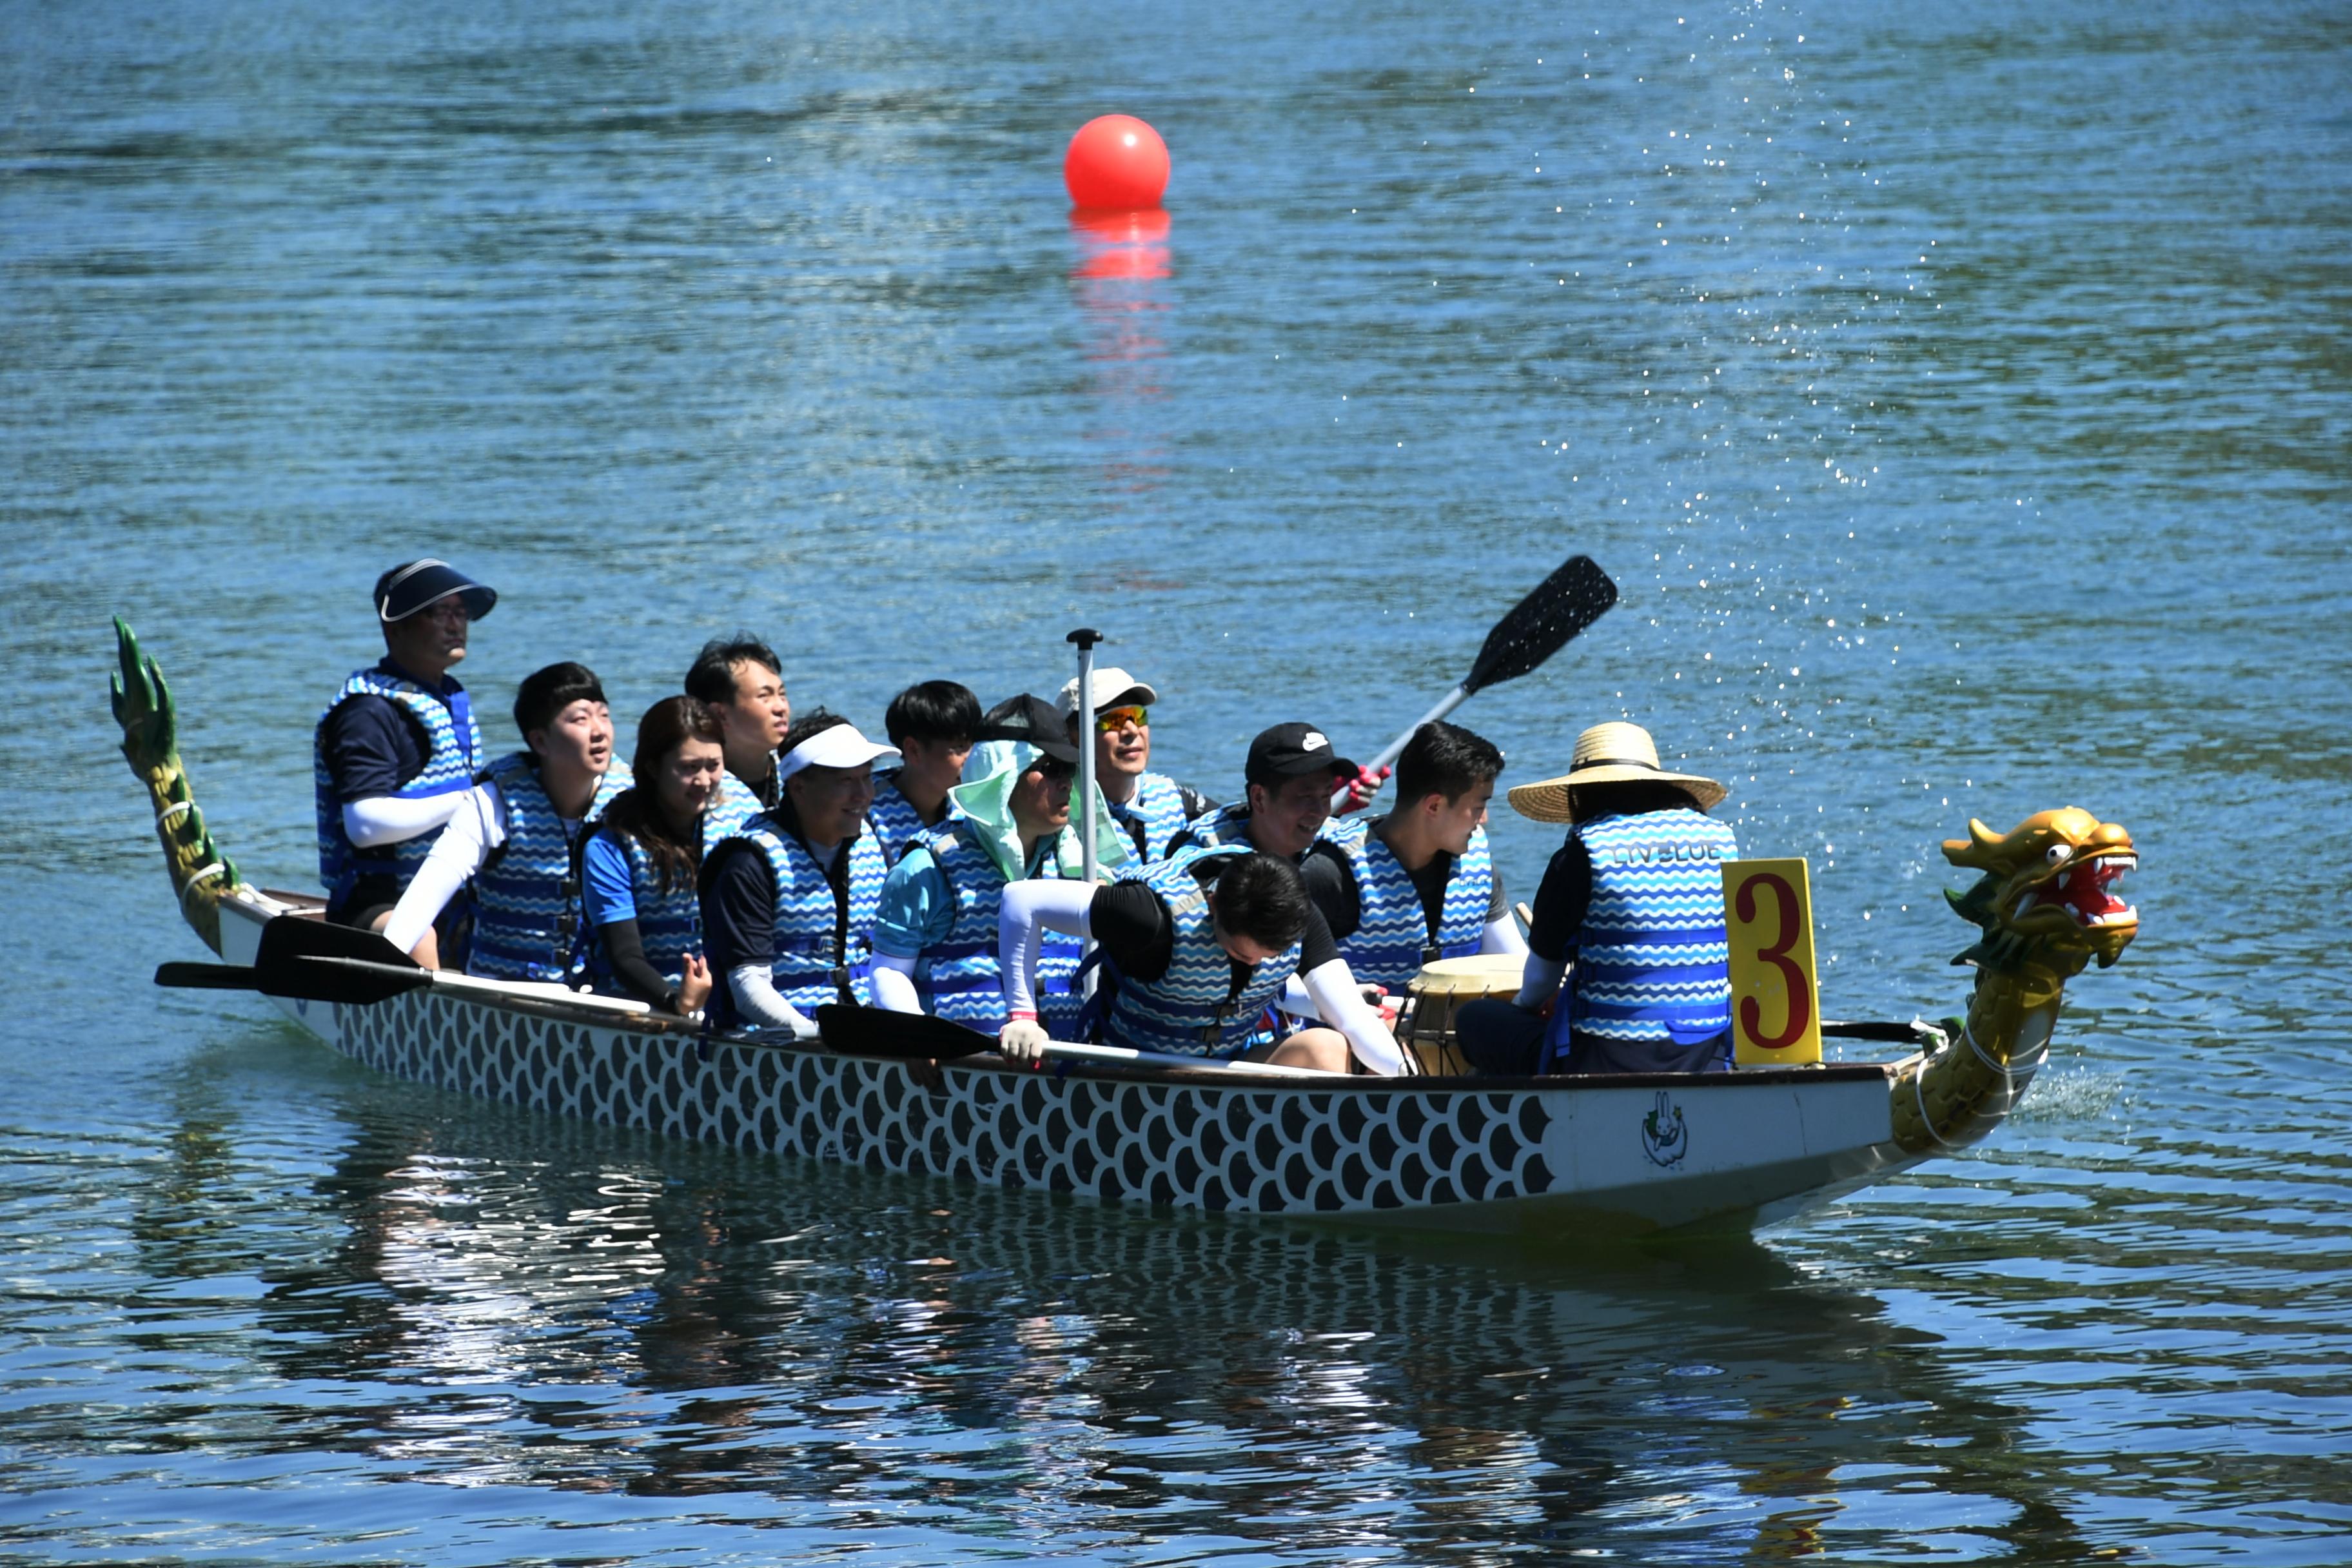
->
[1108, 771, 1194, 863]
[469, 754, 634, 984]
[867, 772, 941, 866]
[1170, 801, 1348, 859]
[1101, 845, 1300, 1057]
[313, 667, 483, 903]
[1323, 818, 1496, 992]
[1561, 808, 1740, 1045]
[918, 821, 1087, 1038]
[586, 822, 703, 991]
[701, 770, 766, 847]
[737, 815, 888, 1012]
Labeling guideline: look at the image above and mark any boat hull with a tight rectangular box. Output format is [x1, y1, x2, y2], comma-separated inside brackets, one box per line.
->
[220, 897, 1916, 1235]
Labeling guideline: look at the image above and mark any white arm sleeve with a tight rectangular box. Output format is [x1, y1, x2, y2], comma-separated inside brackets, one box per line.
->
[727, 963, 819, 1037]
[1513, 954, 1567, 1011]
[871, 955, 923, 1015]
[381, 783, 504, 959]
[1480, 913, 1530, 958]
[1303, 959, 1407, 1076]
[343, 792, 466, 849]
[997, 880, 1096, 1018]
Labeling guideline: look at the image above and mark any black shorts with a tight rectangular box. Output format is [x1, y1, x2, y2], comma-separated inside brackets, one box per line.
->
[327, 873, 403, 932]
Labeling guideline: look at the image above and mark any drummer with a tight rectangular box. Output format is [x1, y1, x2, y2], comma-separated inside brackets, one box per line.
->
[1309, 721, 1527, 995]
[313, 559, 495, 958]
[381, 662, 633, 981]
[683, 634, 790, 842]
[1058, 667, 1216, 862]
[867, 680, 981, 863]
[1455, 723, 1740, 1075]
[995, 847, 1404, 1074]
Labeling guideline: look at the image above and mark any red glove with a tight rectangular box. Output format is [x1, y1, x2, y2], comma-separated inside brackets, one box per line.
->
[1337, 764, 1391, 814]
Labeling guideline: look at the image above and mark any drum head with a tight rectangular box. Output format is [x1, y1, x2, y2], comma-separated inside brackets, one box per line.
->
[1409, 952, 1526, 995]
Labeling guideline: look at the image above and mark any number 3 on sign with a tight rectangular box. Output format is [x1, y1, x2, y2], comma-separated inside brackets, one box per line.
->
[1721, 859, 1823, 1066]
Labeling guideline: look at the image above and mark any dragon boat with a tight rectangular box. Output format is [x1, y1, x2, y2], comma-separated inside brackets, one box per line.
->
[112, 620, 2141, 1237]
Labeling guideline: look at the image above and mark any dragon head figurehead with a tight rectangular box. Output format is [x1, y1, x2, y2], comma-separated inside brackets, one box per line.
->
[1943, 807, 2139, 975]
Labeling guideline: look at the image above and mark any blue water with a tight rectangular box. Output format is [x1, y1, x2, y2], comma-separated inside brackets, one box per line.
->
[5, 0, 2349, 1560]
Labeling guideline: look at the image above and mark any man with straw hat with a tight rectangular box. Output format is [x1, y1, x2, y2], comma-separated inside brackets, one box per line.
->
[1455, 721, 1740, 1077]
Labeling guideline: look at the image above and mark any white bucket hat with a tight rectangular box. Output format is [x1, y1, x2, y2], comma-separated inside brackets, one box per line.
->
[1506, 721, 1727, 823]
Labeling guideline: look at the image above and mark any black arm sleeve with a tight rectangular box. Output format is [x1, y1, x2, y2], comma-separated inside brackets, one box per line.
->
[1486, 863, 1508, 923]
[1299, 845, 1360, 941]
[596, 919, 678, 1010]
[1090, 880, 1175, 983]
[1526, 837, 1592, 963]
[700, 841, 777, 977]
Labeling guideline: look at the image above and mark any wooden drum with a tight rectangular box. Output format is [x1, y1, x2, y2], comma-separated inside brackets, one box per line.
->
[1398, 954, 1525, 1077]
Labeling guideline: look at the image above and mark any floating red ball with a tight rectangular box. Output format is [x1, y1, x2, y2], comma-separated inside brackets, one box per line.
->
[1064, 115, 1170, 210]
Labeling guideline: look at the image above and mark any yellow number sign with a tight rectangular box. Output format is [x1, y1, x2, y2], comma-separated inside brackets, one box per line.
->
[1721, 858, 1823, 1067]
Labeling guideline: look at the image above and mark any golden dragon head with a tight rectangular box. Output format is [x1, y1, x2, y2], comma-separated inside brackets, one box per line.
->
[1943, 807, 2139, 974]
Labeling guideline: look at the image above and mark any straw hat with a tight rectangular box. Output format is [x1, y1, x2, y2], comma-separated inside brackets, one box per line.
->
[1505, 721, 1727, 823]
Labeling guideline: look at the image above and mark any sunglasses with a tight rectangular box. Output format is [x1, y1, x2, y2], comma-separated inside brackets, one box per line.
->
[1093, 705, 1150, 734]
[1033, 756, 1077, 783]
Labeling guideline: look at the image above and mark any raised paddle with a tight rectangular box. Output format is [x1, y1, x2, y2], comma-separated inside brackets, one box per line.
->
[1335, 551, 1620, 808]
[815, 1004, 1330, 1077]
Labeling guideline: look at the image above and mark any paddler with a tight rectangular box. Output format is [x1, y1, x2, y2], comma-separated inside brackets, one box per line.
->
[995, 848, 1406, 1074]
[698, 712, 897, 1037]
[1308, 721, 1527, 994]
[380, 662, 633, 981]
[1057, 667, 1217, 862]
[313, 559, 495, 962]
[870, 696, 1101, 1037]
[1453, 723, 1739, 1075]
[867, 680, 981, 863]
[683, 634, 791, 842]
[579, 696, 724, 1019]
[1166, 722, 1359, 862]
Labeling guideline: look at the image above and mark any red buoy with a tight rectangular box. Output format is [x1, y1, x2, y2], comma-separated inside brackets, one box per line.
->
[1064, 115, 1170, 210]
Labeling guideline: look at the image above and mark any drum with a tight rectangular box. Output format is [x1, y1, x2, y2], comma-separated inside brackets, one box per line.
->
[1398, 954, 1526, 1076]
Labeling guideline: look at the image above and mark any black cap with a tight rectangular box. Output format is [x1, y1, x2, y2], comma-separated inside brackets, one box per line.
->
[977, 694, 1082, 766]
[376, 559, 497, 623]
[1245, 723, 1356, 789]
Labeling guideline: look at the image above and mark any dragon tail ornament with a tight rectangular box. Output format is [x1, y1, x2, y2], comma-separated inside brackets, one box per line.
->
[111, 617, 242, 955]
[1888, 807, 2140, 1153]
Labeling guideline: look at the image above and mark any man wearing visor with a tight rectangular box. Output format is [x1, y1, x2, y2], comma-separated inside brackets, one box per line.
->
[313, 559, 496, 956]
[1056, 667, 1215, 863]
[699, 712, 900, 1037]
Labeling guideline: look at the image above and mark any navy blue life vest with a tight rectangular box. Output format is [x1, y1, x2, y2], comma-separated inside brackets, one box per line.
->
[1324, 818, 1496, 992]
[917, 819, 1087, 1038]
[468, 754, 632, 984]
[584, 819, 703, 992]
[313, 667, 482, 905]
[734, 814, 888, 1014]
[1544, 808, 1740, 1059]
[1099, 845, 1300, 1057]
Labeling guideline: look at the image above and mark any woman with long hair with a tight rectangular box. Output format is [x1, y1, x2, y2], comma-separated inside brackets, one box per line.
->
[581, 695, 725, 1015]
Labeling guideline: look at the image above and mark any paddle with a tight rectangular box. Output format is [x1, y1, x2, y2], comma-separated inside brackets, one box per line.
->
[815, 1004, 1329, 1077]
[1336, 552, 1620, 807]
[155, 915, 430, 1005]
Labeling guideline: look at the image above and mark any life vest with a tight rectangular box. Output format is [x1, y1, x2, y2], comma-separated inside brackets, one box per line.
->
[867, 771, 945, 865]
[1548, 808, 1740, 1054]
[584, 819, 702, 991]
[1099, 845, 1300, 1056]
[1106, 771, 1197, 863]
[701, 770, 766, 847]
[1168, 801, 1345, 860]
[312, 667, 483, 904]
[917, 819, 1087, 1037]
[1322, 818, 1496, 992]
[736, 814, 888, 1013]
[468, 754, 633, 984]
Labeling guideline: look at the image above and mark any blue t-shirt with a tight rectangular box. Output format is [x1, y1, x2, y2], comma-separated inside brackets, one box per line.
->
[872, 845, 956, 960]
[581, 830, 637, 928]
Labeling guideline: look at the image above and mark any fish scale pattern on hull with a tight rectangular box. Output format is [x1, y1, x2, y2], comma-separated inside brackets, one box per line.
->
[334, 992, 1557, 1215]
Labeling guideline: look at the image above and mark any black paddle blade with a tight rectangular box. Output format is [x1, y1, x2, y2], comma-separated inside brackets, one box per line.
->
[255, 914, 417, 974]
[1463, 553, 1619, 695]
[153, 952, 429, 1006]
[156, 962, 264, 991]
[816, 1004, 996, 1061]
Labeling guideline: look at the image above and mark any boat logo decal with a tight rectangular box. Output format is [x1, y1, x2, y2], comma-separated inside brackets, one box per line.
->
[1640, 1090, 1688, 1168]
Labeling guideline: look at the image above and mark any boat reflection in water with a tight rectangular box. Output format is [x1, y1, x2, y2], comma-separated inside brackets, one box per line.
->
[230, 1077, 2106, 1562]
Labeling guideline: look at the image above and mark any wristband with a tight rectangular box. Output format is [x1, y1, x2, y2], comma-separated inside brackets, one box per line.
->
[1007, 1009, 1038, 1023]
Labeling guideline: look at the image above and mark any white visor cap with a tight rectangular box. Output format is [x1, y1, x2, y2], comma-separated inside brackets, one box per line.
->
[1055, 666, 1160, 717]
[777, 723, 902, 783]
